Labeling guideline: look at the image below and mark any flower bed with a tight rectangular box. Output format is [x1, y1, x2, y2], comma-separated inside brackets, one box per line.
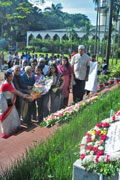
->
[42, 96, 99, 127]
[80, 109, 120, 177]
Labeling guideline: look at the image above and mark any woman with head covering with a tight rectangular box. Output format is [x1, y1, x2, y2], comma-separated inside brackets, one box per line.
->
[48, 64, 65, 113]
[0, 72, 29, 138]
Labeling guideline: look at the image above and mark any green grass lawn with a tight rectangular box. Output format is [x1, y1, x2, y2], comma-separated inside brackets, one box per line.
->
[1, 86, 120, 180]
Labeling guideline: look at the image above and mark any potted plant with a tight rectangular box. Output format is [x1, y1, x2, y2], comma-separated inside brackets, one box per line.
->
[110, 64, 120, 84]
[98, 75, 105, 89]
[103, 75, 109, 87]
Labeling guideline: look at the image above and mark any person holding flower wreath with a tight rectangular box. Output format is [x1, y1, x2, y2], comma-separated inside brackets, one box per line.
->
[0, 72, 29, 138]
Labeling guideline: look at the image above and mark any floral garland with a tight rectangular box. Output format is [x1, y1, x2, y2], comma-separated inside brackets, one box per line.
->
[80, 110, 120, 165]
[42, 96, 99, 127]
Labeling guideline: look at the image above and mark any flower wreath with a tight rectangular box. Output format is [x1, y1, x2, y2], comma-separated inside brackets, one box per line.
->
[43, 96, 98, 127]
[80, 109, 120, 164]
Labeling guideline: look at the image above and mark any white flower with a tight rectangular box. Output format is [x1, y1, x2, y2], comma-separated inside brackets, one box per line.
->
[80, 149, 86, 154]
[93, 156, 97, 163]
[87, 142, 92, 146]
[90, 151, 94, 155]
[103, 128, 107, 130]
[94, 126, 100, 131]
[82, 155, 94, 163]
[98, 146, 104, 150]
[95, 141, 101, 146]
[99, 156, 105, 162]
[81, 136, 87, 144]
[91, 135, 95, 141]
[86, 150, 90, 153]
[102, 118, 110, 123]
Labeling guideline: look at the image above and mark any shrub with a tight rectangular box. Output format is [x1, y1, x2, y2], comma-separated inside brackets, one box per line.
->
[35, 46, 41, 52]
[41, 47, 49, 53]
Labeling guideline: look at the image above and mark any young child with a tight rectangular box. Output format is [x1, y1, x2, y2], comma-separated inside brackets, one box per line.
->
[35, 65, 45, 83]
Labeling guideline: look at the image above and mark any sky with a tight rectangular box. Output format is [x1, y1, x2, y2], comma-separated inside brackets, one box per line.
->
[47, 0, 97, 25]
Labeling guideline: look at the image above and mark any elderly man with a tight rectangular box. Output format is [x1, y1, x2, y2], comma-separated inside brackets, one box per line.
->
[21, 66, 36, 125]
[13, 65, 31, 93]
[38, 58, 49, 76]
[71, 45, 90, 103]
[13, 65, 30, 116]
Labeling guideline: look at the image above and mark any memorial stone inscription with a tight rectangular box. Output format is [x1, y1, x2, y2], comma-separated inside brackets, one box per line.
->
[105, 121, 120, 154]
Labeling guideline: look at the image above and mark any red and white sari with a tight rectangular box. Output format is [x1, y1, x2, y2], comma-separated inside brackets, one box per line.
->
[0, 81, 20, 138]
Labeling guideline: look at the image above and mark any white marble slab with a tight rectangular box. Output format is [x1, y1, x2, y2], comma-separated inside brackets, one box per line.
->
[73, 159, 119, 180]
[105, 121, 120, 154]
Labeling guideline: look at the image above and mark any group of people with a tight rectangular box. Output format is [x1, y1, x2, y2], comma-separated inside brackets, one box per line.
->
[0, 45, 99, 138]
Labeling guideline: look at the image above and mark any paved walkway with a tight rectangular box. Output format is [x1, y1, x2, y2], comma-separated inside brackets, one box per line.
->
[0, 71, 119, 172]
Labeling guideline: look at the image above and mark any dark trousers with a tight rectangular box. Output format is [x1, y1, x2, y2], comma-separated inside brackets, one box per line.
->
[64, 97, 69, 108]
[37, 93, 49, 123]
[37, 97, 43, 123]
[23, 100, 36, 124]
[73, 79, 85, 103]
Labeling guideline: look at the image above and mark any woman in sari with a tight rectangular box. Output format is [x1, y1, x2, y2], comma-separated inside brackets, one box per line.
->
[57, 57, 74, 107]
[48, 64, 65, 113]
[0, 72, 29, 138]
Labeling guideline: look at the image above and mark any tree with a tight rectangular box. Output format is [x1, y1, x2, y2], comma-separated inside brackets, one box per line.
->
[93, 0, 99, 55]
[45, 3, 63, 13]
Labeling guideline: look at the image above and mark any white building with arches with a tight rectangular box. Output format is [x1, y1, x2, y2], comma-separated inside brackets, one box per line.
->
[27, 27, 106, 46]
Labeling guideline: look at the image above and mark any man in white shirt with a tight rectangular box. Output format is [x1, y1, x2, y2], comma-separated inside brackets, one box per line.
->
[71, 45, 90, 103]
[38, 58, 49, 76]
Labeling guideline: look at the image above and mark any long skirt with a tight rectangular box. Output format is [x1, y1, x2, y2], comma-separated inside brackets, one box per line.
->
[50, 90, 63, 114]
[0, 94, 20, 138]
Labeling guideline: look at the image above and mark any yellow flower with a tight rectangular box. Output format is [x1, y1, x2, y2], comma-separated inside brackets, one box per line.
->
[90, 130, 96, 135]
[101, 130, 107, 135]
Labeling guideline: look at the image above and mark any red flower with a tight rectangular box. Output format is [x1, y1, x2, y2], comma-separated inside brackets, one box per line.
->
[87, 136, 92, 142]
[80, 154, 86, 160]
[112, 116, 115, 121]
[86, 145, 93, 150]
[96, 130, 101, 135]
[86, 132, 91, 136]
[80, 144, 85, 147]
[102, 123, 109, 128]
[100, 135, 107, 141]
[97, 150, 104, 156]
[93, 147, 98, 153]
[96, 123, 102, 128]
[106, 155, 110, 162]
[95, 156, 99, 163]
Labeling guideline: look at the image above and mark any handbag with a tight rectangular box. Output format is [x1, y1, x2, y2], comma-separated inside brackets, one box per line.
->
[7, 99, 13, 107]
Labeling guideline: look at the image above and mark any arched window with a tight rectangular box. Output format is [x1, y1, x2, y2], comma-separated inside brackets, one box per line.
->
[44, 34, 51, 40]
[28, 34, 34, 45]
[36, 34, 42, 40]
[53, 34, 60, 41]
[62, 34, 69, 40]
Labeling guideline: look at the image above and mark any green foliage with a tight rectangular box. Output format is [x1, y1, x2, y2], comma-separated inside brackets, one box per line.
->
[41, 47, 49, 53]
[110, 63, 120, 78]
[1, 87, 120, 180]
[98, 75, 106, 84]
[30, 38, 78, 53]
[0, 39, 8, 50]
[0, 1, 90, 44]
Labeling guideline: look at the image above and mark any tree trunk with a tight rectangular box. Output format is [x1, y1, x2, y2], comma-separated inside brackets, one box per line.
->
[94, 8, 98, 56]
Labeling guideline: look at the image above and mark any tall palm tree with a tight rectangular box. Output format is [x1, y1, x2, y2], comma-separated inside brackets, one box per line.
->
[112, 0, 120, 63]
[45, 3, 63, 13]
